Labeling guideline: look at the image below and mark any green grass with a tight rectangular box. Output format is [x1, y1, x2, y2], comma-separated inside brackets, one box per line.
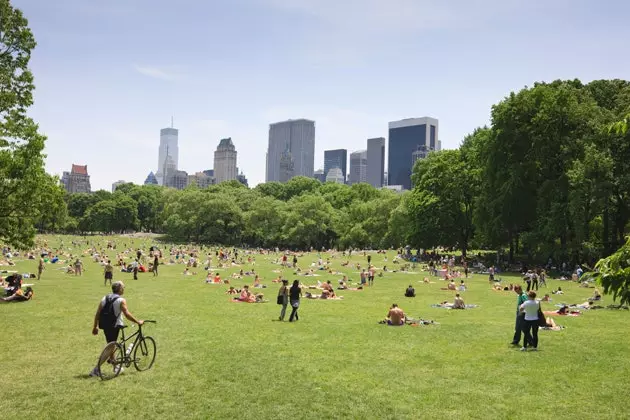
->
[1, 235, 629, 419]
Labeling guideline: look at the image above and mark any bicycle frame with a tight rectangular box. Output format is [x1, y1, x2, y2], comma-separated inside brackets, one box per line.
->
[118, 321, 155, 365]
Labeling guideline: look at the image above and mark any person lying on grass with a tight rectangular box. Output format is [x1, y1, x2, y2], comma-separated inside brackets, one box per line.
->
[304, 290, 343, 300]
[437, 294, 466, 309]
[540, 317, 564, 331]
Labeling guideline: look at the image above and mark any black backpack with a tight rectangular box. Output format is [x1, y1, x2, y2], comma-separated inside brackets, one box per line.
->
[98, 294, 120, 329]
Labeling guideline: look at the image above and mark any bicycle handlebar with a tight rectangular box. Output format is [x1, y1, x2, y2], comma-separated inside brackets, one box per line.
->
[143, 320, 156, 324]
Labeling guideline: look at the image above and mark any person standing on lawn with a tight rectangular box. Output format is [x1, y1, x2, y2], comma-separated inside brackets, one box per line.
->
[277, 279, 289, 321]
[519, 291, 540, 351]
[289, 280, 302, 322]
[510, 285, 528, 346]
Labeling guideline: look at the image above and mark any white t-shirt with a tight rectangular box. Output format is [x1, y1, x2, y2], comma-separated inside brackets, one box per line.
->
[101, 295, 124, 327]
[520, 299, 540, 321]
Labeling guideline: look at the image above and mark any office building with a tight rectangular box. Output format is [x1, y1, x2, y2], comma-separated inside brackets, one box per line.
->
[388, 117, 439, 190]
[144, 172, 158, 185]
[325, 167, 345, 184]
[237, 172, 249, 187]
[214, 138, 238, 184]
[366, 137, 385, 188]
[61, 164, 91, 194]
[313, 169, 326, 183]
[156, 126, 179, 186]
[165, 170, 189, 190]
[349, 150, 368, 185]
[188, 172, 214, 189]
[266, 119, 315, 182]
[279, 148, 294, 183]
[324, 149, 347, 182]
[112, 180, 127, 192]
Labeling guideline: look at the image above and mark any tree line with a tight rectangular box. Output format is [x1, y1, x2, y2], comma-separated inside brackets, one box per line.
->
[24, 79, 630, 267]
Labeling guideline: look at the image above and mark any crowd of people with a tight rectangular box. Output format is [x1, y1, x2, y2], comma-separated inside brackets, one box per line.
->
[1, 238, 599, 362]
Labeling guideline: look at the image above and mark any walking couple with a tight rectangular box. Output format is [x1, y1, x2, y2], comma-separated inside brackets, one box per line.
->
[277, 280, 302, 322]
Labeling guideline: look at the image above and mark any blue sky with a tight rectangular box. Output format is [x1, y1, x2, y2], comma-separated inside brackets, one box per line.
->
[16, 0, 630, 190]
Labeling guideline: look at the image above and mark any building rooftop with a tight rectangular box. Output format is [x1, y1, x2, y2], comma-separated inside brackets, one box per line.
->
[269, 119, 315, 126]
[217, 138, 235, 150]
[71, 164, 88, 175]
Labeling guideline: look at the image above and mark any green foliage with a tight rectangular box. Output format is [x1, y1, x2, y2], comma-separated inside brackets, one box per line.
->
[585, 236, 630, 306]
[0, 0, 53, 248]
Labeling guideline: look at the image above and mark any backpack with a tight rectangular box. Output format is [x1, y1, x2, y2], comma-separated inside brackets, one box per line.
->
[98, 294, 120, 329]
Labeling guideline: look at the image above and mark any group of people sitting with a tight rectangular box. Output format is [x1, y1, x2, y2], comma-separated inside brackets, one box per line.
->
[1, 274, 34, 302]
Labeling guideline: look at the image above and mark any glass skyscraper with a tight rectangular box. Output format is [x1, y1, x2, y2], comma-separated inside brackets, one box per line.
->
[323, 149, 347, 182]
[366, 137, 385, 188]
[387, 117, 439, 190]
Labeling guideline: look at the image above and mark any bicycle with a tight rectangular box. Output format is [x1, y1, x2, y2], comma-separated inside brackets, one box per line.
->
[96, 320, 157, 380]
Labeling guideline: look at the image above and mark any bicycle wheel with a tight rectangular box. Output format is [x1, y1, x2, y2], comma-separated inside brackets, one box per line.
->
[133, 336, 156, 371]
[97, 342, 125, 380]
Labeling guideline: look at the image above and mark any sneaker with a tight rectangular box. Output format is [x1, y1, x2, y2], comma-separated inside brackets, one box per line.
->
[89, 367, 100, 377]
[520, 347, 527, 351]
[114, 365, 124, 374]
[510, 342, 520, 346]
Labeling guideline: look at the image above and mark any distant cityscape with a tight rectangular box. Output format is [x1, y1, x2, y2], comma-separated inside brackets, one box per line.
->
[60, 117, 440, 194]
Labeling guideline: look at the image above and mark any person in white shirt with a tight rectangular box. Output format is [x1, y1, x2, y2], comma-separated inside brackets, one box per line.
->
[519, 291, 540, 351]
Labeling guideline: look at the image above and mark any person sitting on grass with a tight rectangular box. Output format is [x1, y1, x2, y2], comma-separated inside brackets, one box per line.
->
[238, 285, 257, 303]
[321, 281, 336, 297]
[386, 303, 405, 326]
[552, 287, 564, 295]
[438, 294, 466, 309]
[447, 280, 457, 291]
[405, 285, 415, 297]
[1, 286, 34, 302]
[458, 280, 467, 292]
[589, 289, 602, 302]
[226, 286, 237, 295]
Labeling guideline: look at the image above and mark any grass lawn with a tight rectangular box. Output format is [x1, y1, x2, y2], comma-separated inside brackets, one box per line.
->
[1, 235, 629, 419]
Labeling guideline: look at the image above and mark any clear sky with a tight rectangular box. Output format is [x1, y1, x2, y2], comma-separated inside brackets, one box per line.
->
[15, 0, 630, 190]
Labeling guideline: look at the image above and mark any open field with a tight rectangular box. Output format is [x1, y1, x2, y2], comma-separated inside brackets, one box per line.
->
[1, 235, 629, 419]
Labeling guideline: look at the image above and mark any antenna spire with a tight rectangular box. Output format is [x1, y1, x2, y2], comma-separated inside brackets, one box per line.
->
[171, 116, 174, 128]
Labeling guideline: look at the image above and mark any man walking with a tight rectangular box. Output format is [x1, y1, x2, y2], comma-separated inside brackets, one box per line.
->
[510, 285, 528, 346]
[37, 257, 45, 280]
[104, 260, 114, 286]
[90, 281, 143, 376]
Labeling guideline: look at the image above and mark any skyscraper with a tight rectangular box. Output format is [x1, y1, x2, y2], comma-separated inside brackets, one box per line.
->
[213, 138, 238, 184]
[279, 147, 294, 183]
[366, 137, 385, 188]
[324, 149, 347, 182]
[388, 117, 439, 190]
[61, 164, 91, 193]
[349, 150, 368, 185]
[156, 126, 179, 186]
[266, 119, 315, 182]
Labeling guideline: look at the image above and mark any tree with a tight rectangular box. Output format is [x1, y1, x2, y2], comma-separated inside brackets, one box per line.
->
[409, 149, 477, 256]
[585, 237, 630, 306]
[0, 1, 53, 248]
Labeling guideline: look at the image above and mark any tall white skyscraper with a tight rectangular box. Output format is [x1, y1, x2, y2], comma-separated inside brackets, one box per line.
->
[213, 138, 238, 184]
[156, 126, 179, 186]
[349, 150, 368, 185]
[366, 137, 385, 188]
[266, 119, 315, 182]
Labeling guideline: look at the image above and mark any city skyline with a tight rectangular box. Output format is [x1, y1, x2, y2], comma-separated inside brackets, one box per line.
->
[17, 0, 630, 190]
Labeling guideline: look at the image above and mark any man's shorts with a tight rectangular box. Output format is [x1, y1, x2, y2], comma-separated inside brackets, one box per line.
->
[105, 272, 113, 280]
[103, 327, 120, 344]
